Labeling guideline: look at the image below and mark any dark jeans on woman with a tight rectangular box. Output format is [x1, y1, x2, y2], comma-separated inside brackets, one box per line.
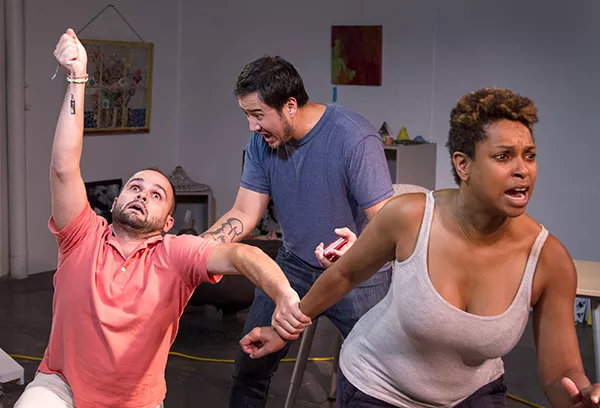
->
[228, 246, 392, 408]
[336, 369, 507, 408]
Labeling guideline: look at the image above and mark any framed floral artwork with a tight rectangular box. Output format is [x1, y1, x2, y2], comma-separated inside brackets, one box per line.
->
[81, 39, 153, 135]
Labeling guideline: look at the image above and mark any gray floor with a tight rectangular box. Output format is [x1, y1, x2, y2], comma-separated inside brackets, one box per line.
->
[0, 271, 596, 407]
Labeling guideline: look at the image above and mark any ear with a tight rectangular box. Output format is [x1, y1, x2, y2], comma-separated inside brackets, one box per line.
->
[452, 152, 472, 183]
[110, 198, 117, 213]
[283, 97, 298, 119]
[162, 215, 175, 233]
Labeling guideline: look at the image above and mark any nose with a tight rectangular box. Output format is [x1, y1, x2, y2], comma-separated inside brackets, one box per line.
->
[512, 157, 530, 179]
[136, 192, 148, 202]
[248, 117, 261, 132]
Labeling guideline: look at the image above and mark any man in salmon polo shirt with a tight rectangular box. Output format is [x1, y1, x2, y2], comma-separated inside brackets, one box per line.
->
[14, 29, 310, 408]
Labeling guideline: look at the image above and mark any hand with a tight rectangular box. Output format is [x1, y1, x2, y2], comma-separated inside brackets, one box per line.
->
[272, 288, 311, 341]
[240, 326, 287, 359]
[562, 377, 600, 407]
[315, 227, 357, 268]
[53, 28, 87, 76]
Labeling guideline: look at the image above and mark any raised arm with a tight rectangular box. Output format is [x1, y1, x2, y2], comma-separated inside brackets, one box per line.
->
[200, 187, 269, 243]
[533, 237, 600, 405]
[50, 29, 89, 230]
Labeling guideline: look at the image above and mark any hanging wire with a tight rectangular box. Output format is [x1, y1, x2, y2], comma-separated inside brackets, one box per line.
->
[77, 4, 145, 43]
[51, 4, 145, 80]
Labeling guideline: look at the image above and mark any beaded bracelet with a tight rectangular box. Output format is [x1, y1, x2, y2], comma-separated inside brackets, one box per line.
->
[66, 74, 89, 83]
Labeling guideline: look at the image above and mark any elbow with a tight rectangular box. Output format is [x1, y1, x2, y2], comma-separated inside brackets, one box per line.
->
[49, 166, 65, 182]
[327, 265, 356, 292]
[50, 162, 79, 180]
[341, 272, 358, 293]
[230, 244, 265, 269]
[540, 368, 586, 399]
[230, 205, 261, 233]
[336, 263, 363, 288]
[343, 266, 362, 286]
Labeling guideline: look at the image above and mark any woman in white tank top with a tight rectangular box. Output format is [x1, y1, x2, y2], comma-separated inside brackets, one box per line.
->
[241, 88, 600, 407]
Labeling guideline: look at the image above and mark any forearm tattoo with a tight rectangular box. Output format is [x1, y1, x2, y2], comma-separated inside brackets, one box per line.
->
[201, 217, 244, 242]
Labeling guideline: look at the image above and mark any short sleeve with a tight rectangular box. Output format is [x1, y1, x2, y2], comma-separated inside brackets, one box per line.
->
[240, 134, 270, 195]
[346, 135, 394, 209]
[163, 235, 222, 287]
[48, 204, 104, 255]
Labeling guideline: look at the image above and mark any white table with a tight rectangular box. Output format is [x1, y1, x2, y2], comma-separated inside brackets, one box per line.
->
[0, 348, 24, 385]
[574, 260, 600, 382]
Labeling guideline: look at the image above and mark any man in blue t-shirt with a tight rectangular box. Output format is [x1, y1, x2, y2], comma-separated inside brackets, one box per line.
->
[201, 55, 394, 408]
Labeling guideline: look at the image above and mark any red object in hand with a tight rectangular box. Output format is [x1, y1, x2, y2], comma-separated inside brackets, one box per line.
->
[323, 237, 349, 259]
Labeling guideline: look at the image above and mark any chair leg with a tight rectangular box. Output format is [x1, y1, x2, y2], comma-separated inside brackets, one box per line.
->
[284, 319, 319, 408]
[326, 331, 343, 407]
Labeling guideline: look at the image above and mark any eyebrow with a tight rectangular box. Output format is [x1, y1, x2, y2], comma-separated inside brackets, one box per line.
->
[493, 145, 536, 151]
[240, 107, 263, 114]
[127, 178, 168, 197]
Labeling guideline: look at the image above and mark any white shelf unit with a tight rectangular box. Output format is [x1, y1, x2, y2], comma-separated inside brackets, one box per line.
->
[384, 143, 437, 190]
[172, 191, 215, 236]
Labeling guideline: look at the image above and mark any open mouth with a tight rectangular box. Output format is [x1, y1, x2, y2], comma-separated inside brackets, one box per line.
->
[504, 187, 529, 206]
[127, 202, 146, 215]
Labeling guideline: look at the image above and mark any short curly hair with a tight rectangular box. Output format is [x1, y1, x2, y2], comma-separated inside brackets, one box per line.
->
[446, 88, 538, 185]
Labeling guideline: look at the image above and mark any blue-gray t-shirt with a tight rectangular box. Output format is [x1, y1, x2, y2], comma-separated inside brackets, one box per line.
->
[241, 104, 393, 268]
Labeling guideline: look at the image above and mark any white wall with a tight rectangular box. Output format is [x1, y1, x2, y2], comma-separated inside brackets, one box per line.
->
[431, 0, 600, 260]
[24, 0, 182, 273]
[20, 0, 600, 274]
[179, 0, 600, 261]
[178, 0, 438, 228]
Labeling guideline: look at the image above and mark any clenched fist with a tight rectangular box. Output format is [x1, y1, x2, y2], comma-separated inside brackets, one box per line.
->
[53, 28, 87, 77]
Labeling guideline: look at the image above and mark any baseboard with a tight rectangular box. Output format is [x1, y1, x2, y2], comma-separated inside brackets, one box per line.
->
[0, 254, 8, 278]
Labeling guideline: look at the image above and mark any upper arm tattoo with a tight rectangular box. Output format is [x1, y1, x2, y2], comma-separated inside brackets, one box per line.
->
[201, 217, 245, 243]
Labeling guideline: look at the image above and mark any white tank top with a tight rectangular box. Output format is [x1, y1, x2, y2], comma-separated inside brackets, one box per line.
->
[339, 191, 548, 407]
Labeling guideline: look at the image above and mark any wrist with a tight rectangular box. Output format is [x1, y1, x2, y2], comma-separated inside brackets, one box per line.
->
[275, 285, 297, 305]
[67, 73, 89, 84]
[67, 65, 88, 77]
[271, 326, 290, 343]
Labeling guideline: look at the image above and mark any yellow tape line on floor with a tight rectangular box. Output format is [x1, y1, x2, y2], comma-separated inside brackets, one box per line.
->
[8, 352, 333, 365]
[8, 354, 43, 362]
[8, 353, 543, 407]
[506, 393, 545, 408]
[166, 351, 333, 364]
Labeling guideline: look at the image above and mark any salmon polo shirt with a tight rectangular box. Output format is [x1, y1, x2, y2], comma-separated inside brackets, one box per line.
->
[37, 205, 221, 408]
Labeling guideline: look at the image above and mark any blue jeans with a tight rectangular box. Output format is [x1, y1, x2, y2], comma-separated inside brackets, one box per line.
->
[228, 246, 392, 408]
[337, 369, 507, 408]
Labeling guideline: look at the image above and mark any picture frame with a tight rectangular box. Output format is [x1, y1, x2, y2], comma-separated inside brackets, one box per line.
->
[85, 178, 123, 224]
[80, 39, 153, 135]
